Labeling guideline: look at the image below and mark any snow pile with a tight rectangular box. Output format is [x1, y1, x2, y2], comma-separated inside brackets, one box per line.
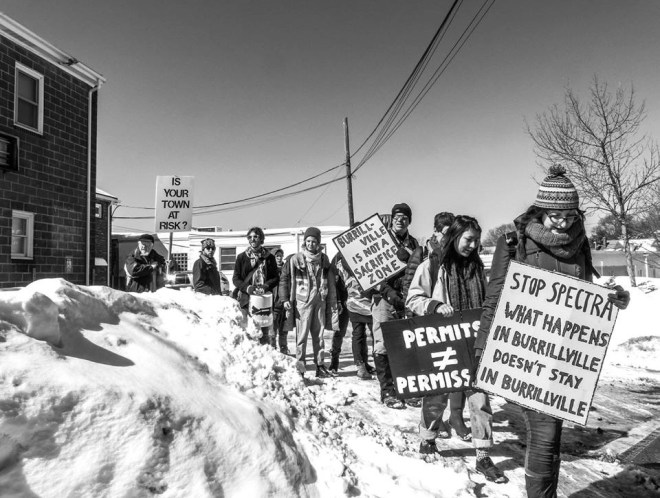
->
[0, 279, 474, 498]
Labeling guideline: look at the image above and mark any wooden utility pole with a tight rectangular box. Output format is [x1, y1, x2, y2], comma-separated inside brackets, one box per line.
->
[344, 117, 355, 226]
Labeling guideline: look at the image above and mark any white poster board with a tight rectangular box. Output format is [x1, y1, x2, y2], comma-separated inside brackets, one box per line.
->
[475, 260, 619, 426]
[332, 214, 406, 291]
[155, 176, 194, 232]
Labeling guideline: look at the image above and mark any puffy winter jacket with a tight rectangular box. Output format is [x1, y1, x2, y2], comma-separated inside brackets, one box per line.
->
[477, 232, 594, 352]
[125, 249, 167, 293]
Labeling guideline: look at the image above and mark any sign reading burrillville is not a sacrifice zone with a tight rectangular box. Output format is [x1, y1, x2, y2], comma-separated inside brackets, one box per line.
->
[475, 260, 619, 426]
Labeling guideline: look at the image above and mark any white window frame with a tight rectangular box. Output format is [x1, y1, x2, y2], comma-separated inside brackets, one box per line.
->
[14, 63, 44, 134]
[11, 210, 35, 260]
[219, 247, 237, 272]
[95, 203, 103, 218]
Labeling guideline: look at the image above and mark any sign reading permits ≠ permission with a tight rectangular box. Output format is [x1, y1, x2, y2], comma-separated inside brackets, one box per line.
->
[155, 176, 194, 232]
[332, 214, 406, 291]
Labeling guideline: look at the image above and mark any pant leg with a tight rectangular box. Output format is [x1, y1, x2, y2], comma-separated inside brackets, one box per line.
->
[522, 408, 563, 498]
[296, 304, 313, 370]
[259, 325, 271, 346]
[351, 321, 366, 365]
[330, 307, 349, 359]
[466, 390, 493, 449]
[309, 297, 326, 366]
[419, 394, 448, 441]
[372, 299, 397, 399]
[273, 308, 288, 350]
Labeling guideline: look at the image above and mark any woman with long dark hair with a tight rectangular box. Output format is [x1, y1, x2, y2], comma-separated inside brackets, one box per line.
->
[478, 165, 630, 497]
[407, 215, 506, 483]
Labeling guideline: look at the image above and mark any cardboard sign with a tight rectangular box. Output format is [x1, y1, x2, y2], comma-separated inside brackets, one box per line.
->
[381, 309, 481, 399]
[332, 214, 406, 291]
[475, 260, 619, 426]
[155, 176, 194, 232]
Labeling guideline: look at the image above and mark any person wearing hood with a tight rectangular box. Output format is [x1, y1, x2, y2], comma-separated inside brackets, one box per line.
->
[125, 234, 168, 293]
[279, 227, 340, 378]
[192, 238, 228, 295]
[478, 165, 630, 497]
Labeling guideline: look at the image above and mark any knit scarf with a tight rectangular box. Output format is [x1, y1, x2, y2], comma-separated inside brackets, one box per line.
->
[524, 220, 585, 259]
[200, 253, 217, 267]
[446, 260, 486, 311]
[245, 246, 268, 286]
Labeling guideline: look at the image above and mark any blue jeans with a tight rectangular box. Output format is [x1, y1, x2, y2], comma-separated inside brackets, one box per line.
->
[522, 408, 563, 498]
[420, 390, 493, 449]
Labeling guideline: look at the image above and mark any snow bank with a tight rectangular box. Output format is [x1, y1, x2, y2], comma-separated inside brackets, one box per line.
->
[0, 279, 473, 497]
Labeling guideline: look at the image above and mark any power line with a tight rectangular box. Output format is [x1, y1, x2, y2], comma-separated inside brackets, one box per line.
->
[353, 0, 496, 173]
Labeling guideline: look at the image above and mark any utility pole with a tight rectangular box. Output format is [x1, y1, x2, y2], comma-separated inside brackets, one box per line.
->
[344, 117, 355, 226]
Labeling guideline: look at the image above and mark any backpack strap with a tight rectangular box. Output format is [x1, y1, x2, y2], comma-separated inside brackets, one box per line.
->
[428, 251, 439, 296]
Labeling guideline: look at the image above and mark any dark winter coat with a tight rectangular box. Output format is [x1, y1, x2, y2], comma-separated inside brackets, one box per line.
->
[125, 248, 167, 293]
[373, 231, 419, 312]
[192, 256, 222, 295]
[232, 251, 279, 309]
[477, 232, 595, 352]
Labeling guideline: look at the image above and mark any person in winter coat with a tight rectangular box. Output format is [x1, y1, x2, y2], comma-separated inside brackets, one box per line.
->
[125, 234, 168, 293]
[372, 203, 419, 409]
[279, 227, 340, 378]
[271, 248, 289, 353]
[233, 227, 280, 346]
[192, 238, 228, 295]
[478, 165, 630, 497]
[401, 211, 471, 440]
[406, 215, 507, 484]
[329, 251, 376, 379]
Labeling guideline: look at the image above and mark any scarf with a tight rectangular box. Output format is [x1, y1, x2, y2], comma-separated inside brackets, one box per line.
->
[446, 259, 486, 311]
[524, 220, 585, 259]
[245, 246, 268, 286]
[200, 253, 217, 267]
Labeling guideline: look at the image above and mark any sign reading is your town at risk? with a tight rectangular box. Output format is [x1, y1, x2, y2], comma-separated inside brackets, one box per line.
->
[475, 261, 619, 426]
[332, 214, 407, 292]
[155, 176, 194, 232]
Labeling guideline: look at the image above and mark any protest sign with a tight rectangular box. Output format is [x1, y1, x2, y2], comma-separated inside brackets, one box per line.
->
[381, 309, 480, 399]
[155, 176, 194, 232]
[332, 214, 406, 291]
[475, 260, 619, 425]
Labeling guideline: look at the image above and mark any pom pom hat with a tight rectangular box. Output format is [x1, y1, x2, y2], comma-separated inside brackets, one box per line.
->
[201, 238, 215, 249]
[534, 165, 579, 210]
[304, 226, 321, 243]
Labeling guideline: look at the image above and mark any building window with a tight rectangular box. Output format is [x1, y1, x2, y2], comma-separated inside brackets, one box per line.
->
[15, 63, 44, 133]
[95, 203, 103, 218]
[220, 247, 236, 271]
[11, 210, 34, 259]
[0, 134, 19, 171]
[171, 253, 188, 272]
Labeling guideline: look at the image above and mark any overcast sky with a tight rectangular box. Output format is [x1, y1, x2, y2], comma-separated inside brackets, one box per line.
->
[4, 0, 660, 237]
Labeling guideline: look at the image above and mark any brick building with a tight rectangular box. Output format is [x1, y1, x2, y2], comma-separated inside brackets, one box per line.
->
[0, 13, 105, 288]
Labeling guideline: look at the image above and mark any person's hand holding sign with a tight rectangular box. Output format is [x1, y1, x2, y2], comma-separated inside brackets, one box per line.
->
[607, 285, 630, 310]
[434, 302, 454, 317]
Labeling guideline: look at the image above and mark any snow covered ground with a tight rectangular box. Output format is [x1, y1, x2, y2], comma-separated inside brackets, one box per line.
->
[0, 276, 658, 497]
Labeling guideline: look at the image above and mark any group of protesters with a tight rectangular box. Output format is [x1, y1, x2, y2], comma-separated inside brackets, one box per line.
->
[126, 165, 632, 497]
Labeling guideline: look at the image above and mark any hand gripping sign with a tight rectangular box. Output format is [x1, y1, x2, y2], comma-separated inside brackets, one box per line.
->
[474, 260, 619, 426]
[381, 309, 481, 399]
[155, 176, 194, 232]
[332, 214, 407, 292]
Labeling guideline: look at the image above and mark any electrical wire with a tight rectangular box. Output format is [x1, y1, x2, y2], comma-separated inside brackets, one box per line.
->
[353, 0, 496, 173]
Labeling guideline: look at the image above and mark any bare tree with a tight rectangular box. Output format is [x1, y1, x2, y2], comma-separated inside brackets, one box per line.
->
[527, 77, 660, 286]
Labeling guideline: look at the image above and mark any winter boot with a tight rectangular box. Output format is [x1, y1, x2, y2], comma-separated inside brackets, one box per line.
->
[329, 353, 340, 375]
[419, 439, 439, 455]
[356, 363, 372, 380]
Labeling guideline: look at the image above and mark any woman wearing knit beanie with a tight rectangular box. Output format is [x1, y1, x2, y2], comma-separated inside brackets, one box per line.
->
[478, 165, 630, 496]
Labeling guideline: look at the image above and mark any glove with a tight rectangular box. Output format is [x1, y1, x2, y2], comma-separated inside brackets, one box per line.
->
[608, 285, 630, 310]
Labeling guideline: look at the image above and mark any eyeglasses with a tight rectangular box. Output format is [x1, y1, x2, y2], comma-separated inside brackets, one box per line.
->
[204, 246, 216, 251]
[392, 215, 410, 223]
[547, 212, 579, 224]
[247, 235, 260, 240]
